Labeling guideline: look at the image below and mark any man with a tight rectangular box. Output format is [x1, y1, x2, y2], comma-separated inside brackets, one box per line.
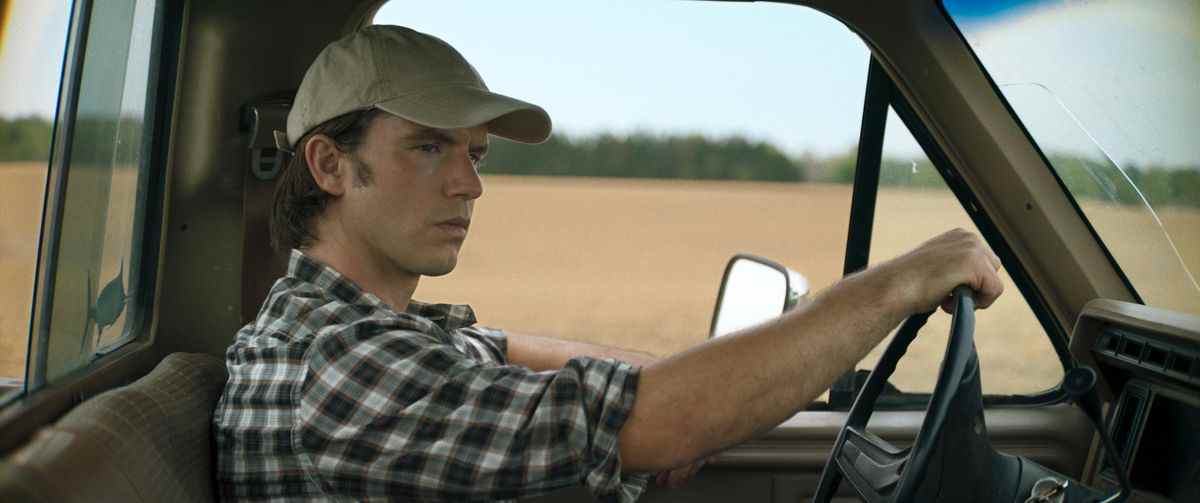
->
[214, 25, 1004, 502]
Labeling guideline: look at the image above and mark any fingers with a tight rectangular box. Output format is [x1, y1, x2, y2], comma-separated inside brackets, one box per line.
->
[668, 466, 690, 488]
[975, 261, 1004, 309]
[656, 468, 683, 488]
[669, 458, 705, 488]
[917, 229, 1004, 312]
[971, 243, 1004, 309]
[657, 457, 709, 488]
[682, 457, 707, 484]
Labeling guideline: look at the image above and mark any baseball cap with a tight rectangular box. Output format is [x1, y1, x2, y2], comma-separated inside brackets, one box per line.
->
[279, 25, 552, 151]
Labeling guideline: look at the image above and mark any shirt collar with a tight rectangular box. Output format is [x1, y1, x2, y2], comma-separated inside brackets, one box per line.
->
[287, 249, 478, 331]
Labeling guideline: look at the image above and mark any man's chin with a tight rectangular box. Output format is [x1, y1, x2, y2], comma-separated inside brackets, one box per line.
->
[421, 267, 454, 278]
[416, 256, 458, 277]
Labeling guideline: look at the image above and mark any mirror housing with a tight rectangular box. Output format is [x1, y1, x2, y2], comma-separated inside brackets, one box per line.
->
[709, 254, 809, 338]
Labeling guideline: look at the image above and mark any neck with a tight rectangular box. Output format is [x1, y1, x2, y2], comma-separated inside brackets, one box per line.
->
[302, 224, 419, 313]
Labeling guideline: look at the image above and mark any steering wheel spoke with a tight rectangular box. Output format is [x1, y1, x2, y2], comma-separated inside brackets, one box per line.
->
[836, 427, 910, 501]
[812, 286, 978, 503]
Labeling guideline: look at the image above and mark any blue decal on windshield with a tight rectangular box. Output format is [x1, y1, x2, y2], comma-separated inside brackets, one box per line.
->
[943, 0, 1050, 21]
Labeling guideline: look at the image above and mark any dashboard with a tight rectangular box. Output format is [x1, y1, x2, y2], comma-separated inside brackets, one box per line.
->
[1070, 300, 1200, 503]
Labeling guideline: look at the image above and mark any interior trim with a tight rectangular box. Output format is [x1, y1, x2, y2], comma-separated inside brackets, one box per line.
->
[1069, 299, 1200, 401]
[713, 405, 1093, 478]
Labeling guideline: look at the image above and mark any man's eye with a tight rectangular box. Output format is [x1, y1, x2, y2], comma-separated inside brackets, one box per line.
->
[416, 143, 442, 154]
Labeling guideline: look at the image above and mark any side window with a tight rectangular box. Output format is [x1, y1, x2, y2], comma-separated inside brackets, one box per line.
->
[0, 1, 72, 402]
[851, 106, 1065, 399]
[23, 0, 166, 390]
[373, 2, 866, 358]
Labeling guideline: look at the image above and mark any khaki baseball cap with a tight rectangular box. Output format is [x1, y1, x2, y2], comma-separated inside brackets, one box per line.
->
[280, 25, 552, 150]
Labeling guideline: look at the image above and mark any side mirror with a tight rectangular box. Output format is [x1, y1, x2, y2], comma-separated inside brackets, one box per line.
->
[709, 254, 809, 338]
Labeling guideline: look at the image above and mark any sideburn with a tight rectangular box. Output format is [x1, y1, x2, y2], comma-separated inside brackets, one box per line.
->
[349, 155, 374, 188]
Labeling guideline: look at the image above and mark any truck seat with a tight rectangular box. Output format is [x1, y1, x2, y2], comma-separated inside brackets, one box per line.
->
[0, 353, 228, 502]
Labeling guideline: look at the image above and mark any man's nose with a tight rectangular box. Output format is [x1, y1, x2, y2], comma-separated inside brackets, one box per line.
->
[444, 151, 484, 200]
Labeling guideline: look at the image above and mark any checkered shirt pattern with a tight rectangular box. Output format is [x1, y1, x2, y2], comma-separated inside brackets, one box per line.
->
[214, 250, 647, 502]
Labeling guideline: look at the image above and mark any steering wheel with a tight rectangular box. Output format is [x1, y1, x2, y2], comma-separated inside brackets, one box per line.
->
[811, 286, 980, 503]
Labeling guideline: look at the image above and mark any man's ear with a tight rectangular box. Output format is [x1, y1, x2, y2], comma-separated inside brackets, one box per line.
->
[304, 134, 348, 196]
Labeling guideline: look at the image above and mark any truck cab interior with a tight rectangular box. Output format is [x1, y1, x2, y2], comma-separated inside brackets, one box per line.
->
[0, 0, 1197, 502]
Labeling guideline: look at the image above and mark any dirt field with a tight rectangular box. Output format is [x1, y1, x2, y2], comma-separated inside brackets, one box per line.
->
[415, 175, 1076, 395]
[0, 163, 45, 382]
[2, 165, 1197, 396]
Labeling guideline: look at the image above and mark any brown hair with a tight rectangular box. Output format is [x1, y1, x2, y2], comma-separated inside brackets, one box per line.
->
[270, 108, 382, 252]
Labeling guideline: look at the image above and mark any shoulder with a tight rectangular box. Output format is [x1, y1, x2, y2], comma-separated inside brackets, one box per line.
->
[454, 325, 508, 364]
[308, 314, 445, 359]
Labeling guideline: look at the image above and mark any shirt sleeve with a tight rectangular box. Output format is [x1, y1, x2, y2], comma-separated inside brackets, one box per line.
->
[457, 325, 509, 364]
[295, 321, 647, 502]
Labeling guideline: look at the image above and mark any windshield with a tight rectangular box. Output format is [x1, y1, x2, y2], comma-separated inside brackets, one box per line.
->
[942, 0, 1200, 315]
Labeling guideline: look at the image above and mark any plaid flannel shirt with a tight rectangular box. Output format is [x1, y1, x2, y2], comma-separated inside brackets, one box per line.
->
[214, 250, 647, 502]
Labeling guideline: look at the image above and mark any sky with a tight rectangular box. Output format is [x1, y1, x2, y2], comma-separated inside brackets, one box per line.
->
[372, 0, 887, 158]
[1, 0, 898, 158]
[2, 0, 1197, 165]
[0, 0, 71, 118]
[948, 0, 1200, 167]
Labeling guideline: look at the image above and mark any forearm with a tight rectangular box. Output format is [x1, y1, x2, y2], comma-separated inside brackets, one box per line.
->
[619, 267, 911, 472]
[506, 332, 658, 371]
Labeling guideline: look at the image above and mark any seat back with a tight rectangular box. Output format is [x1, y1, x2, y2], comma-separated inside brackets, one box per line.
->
[0, 353, 228, 503]
[241, 98, 294, 323]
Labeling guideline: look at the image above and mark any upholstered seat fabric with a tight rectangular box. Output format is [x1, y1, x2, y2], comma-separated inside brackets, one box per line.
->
[0, 353, 228, 503]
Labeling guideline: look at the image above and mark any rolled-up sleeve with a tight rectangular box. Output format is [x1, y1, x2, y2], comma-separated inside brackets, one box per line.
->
[458, 325, 509, 364]
[295, 321, 647, 502]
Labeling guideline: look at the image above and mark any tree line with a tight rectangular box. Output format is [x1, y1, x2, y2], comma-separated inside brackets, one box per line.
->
[486, 133, 1199, 208]
[0, 116, 53, 162]
[2, 116, 1197, 208]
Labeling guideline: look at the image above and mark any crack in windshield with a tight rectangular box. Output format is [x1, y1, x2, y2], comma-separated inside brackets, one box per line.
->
[1002, 82, 1200, 297]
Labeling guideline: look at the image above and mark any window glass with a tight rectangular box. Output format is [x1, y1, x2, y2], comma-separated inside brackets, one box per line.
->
[854, 107, 1064, 397]
[0, 1, 72, 400]
[942, 0, 1200, 315]
[41, 0, 159, 383]
[373, 1, 866, 357]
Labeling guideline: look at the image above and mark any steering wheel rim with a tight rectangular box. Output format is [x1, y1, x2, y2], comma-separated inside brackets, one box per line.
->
[811, 286, 978, 503]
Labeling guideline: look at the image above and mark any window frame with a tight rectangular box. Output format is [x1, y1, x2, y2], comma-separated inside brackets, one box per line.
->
[24, 0, 92, 395]
[827, 56, 1073, 411]
[5, 0, 181, 408]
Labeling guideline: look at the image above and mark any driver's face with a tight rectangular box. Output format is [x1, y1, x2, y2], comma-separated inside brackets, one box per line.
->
[339, 113, 487, 277]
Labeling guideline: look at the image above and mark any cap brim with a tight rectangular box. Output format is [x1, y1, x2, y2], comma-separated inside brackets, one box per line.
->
[375, 85, 552, 144]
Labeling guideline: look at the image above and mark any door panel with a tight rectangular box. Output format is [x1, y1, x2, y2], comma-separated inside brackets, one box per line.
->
[530, 404, 1090, 502]
[714, 405, 1090, 473]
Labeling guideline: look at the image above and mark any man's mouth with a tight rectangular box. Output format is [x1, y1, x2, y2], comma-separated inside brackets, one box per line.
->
[435, 217, 470, 237]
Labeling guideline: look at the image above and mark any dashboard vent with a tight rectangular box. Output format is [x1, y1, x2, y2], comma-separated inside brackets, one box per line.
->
[1112, 383, 1148, 462]
[1096, 329, 1199, 386]
[1145, 345, 1168, 367]
[1100, 381, 1150, 482]
[1119, 339, 1144, 360]
[1168, 353, 1194, 376]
